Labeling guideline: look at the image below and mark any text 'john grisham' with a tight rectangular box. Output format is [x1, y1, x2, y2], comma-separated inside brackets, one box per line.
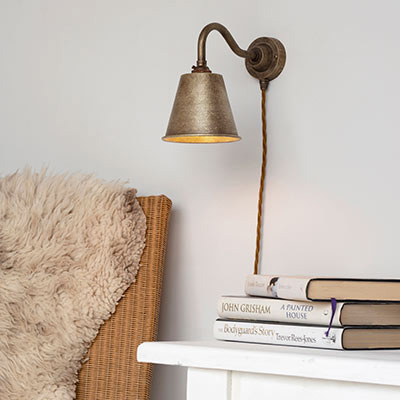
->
[221, 301, 315, 321]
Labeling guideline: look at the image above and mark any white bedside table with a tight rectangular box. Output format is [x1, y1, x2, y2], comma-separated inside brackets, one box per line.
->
[137, 340, 400, 400]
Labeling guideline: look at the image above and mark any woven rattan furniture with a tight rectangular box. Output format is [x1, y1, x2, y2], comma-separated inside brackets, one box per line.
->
[76, 195, 172, 400]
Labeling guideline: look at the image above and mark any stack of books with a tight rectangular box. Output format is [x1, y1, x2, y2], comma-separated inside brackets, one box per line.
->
[214, 275, 400, 350]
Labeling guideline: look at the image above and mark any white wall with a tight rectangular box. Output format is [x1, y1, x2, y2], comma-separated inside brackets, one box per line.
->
[1, 0, 400, 398]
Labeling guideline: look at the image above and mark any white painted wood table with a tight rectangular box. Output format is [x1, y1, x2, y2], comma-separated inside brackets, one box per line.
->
[137, 340, 400, 400]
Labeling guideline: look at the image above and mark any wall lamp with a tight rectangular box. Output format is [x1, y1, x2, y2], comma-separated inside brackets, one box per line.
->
[162, 22, 286, 274]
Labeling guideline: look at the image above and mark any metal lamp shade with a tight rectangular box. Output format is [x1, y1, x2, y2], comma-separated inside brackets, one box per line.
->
[163, 73, 241, 143]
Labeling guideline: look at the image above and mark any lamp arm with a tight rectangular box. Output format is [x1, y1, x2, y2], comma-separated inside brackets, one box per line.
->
[194, 22, 286, 88]
[196, 22, 257, 70]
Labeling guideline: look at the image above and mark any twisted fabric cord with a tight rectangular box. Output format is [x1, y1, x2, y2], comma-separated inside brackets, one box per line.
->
[253, 87, 267, 275]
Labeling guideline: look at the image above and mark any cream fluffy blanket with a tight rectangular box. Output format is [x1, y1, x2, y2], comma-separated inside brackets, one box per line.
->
[0, 170, 146, 399]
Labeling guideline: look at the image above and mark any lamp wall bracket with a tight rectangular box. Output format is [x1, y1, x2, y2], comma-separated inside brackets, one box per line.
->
[193, 23, 286, 87]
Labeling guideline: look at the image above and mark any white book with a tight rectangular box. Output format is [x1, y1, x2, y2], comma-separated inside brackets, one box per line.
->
[214, 320, 400, 350]
[244, 274, 400, 302]
[218, 295, 400, 326]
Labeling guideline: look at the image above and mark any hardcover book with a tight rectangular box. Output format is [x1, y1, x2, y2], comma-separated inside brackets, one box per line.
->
[214, 319, 400, 350]
[217, 296, 400, 326]
[245, 275, 400, 302]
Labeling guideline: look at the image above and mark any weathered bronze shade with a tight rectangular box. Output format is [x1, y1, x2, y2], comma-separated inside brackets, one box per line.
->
[163, 73, 240, 143]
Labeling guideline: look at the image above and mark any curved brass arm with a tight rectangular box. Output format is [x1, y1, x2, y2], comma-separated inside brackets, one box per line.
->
[194, 22, 285, 86]
[196, 22, 257, 68]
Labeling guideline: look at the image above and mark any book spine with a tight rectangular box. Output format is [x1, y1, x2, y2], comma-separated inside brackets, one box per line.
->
[214, 320, 344, 350]
[217, 296, 342, 326]
[245, 274, 311, 301]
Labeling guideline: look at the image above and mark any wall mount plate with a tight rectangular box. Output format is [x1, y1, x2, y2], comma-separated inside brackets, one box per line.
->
[245, 37, 286, 82]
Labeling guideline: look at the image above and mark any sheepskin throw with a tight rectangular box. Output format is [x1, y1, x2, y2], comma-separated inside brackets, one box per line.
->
[0, 170, 146, 400]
